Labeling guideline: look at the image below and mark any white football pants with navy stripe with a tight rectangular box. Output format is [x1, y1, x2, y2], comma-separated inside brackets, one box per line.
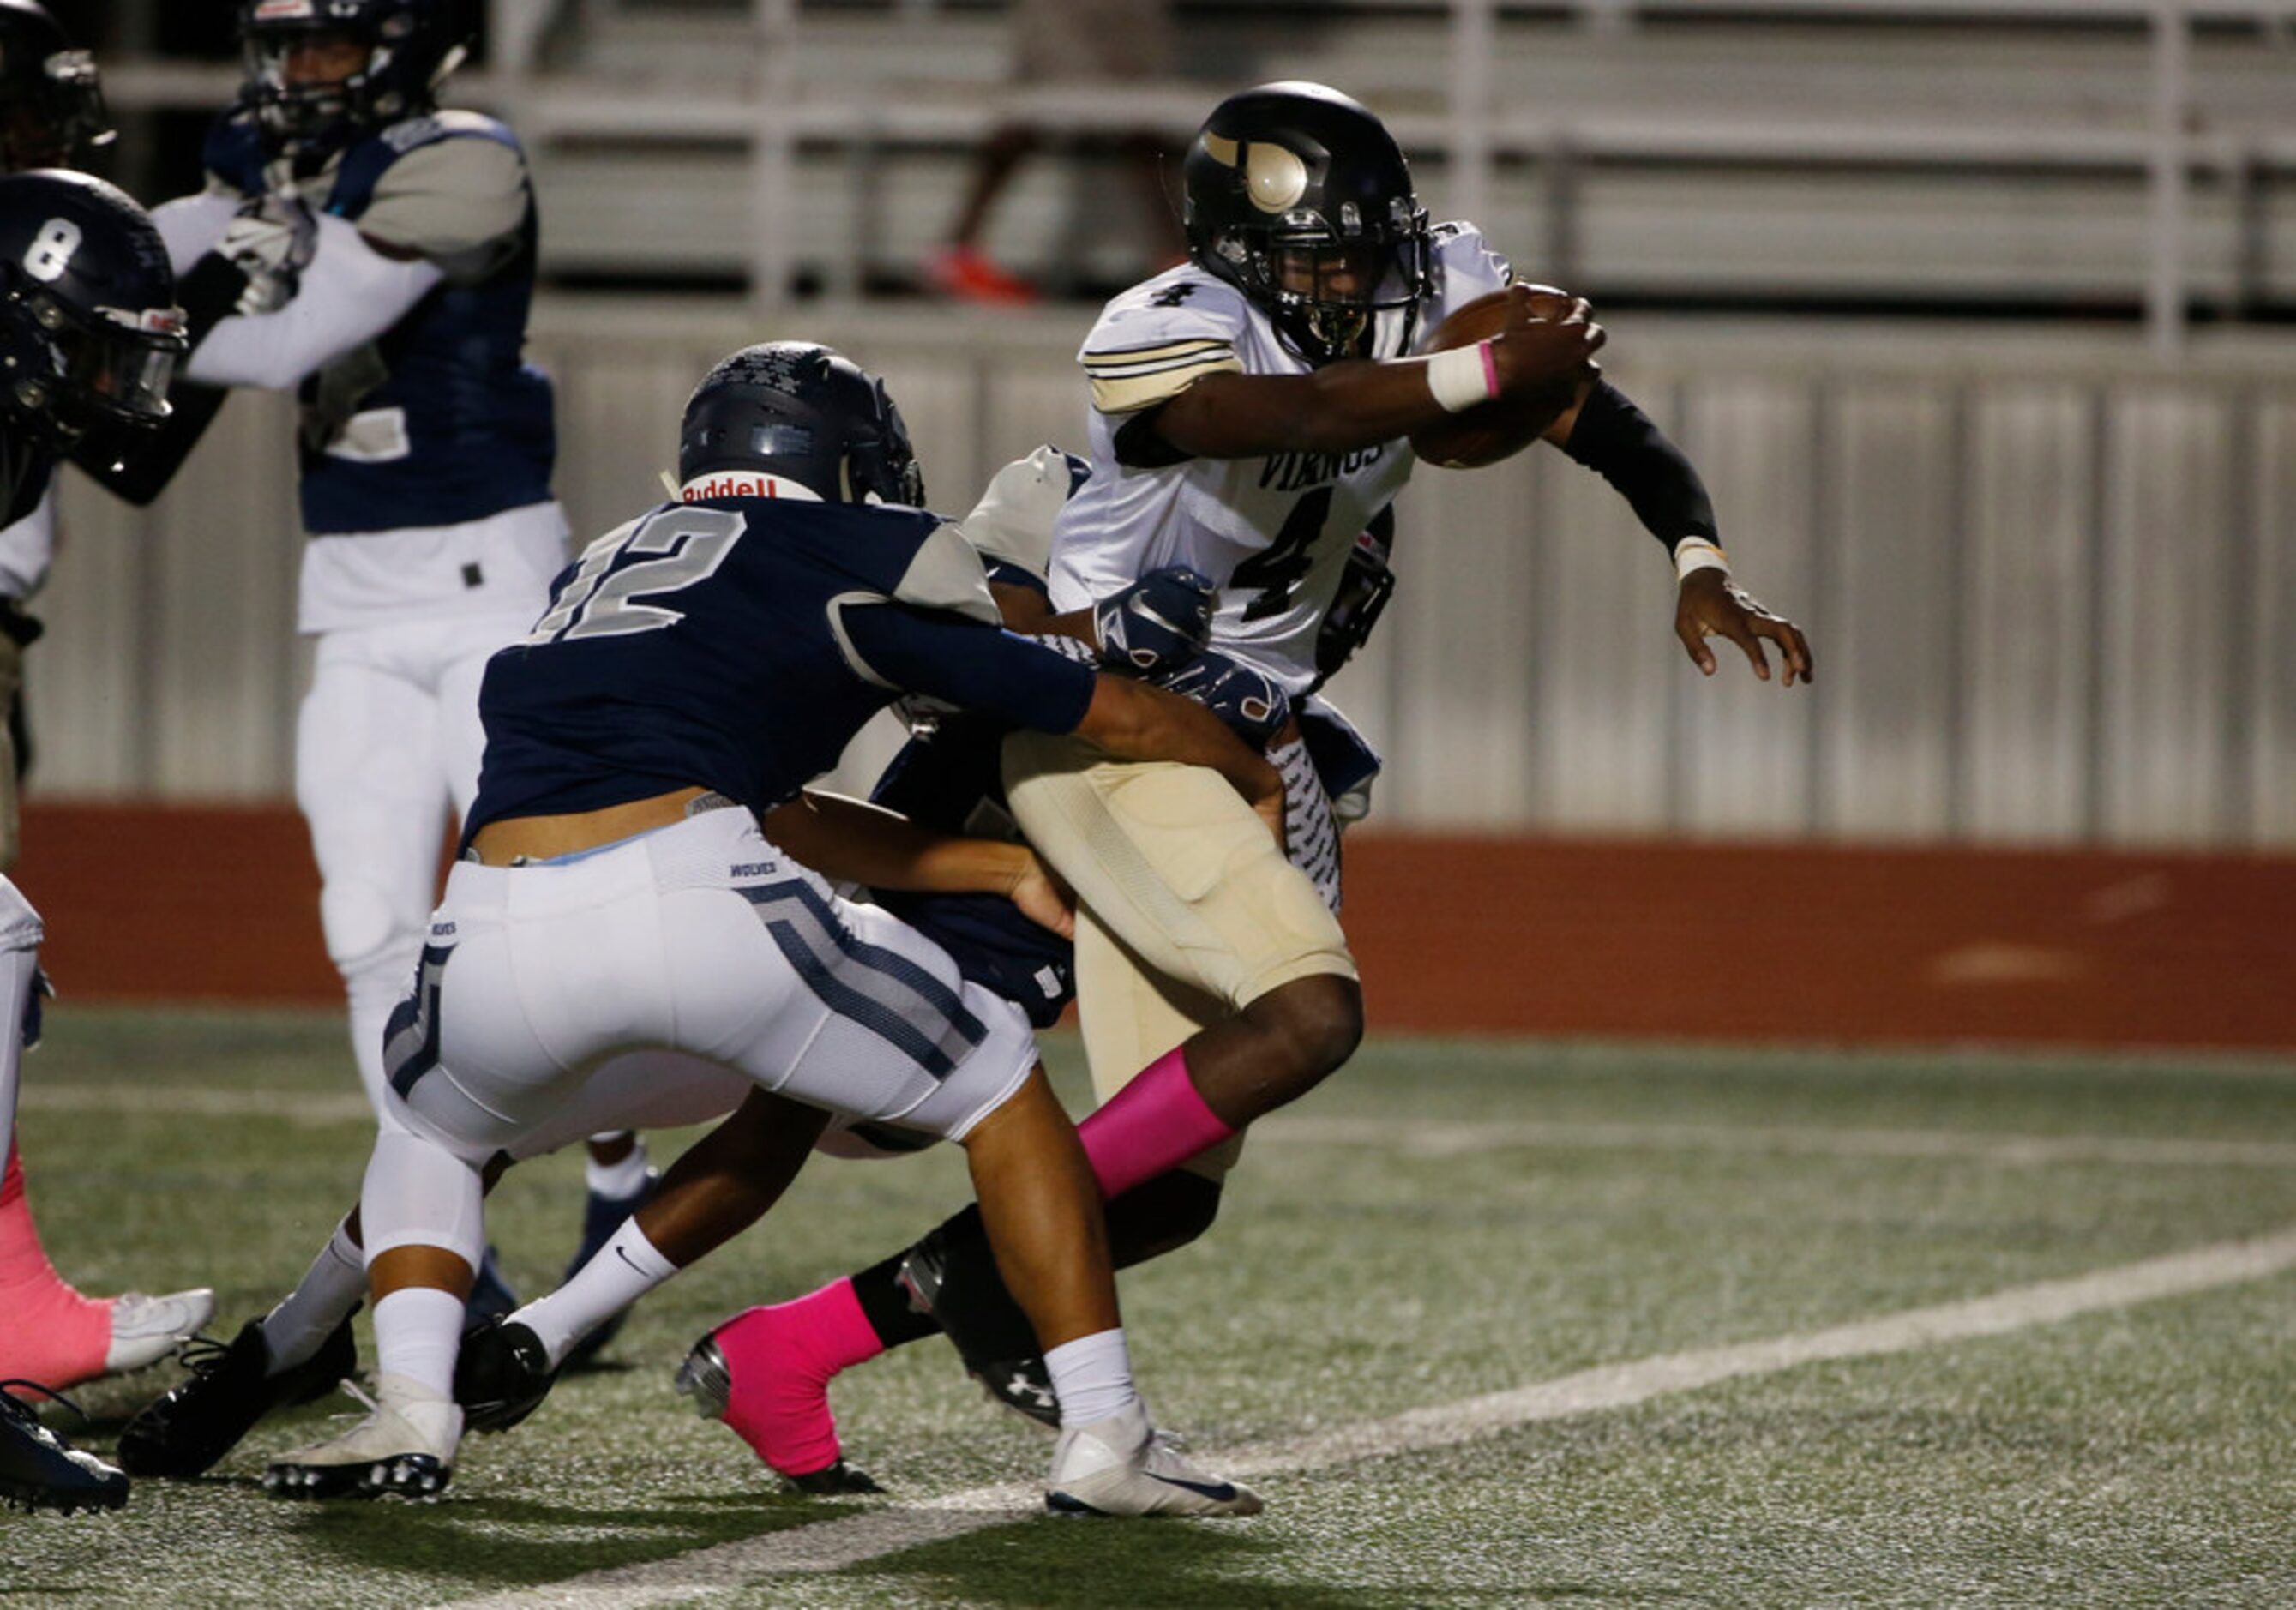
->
[359, 808, 1037, 1261]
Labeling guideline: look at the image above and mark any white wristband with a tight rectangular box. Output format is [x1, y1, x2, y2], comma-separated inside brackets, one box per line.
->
[1673, 538, 1728, 583]
[1425, 341, 1500, 414]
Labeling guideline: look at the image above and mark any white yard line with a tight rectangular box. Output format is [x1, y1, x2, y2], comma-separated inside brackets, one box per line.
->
[26, 1084, 2296, 1168]
[430, 1223, 2296, 1610]
[1253, 1114, 2296, 1169]
[17, 1085, 374, 1124]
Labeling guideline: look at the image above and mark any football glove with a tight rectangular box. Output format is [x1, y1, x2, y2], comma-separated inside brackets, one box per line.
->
[1156, 649, 1290, 749]
[1094, 567, 1213, 677]
[219, 194, 317, 316]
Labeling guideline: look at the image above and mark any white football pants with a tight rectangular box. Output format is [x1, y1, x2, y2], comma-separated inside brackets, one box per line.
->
[296, 608, 538, 1115]
[0, 876, 40, 1163]
[360, 809, 1037, 1261]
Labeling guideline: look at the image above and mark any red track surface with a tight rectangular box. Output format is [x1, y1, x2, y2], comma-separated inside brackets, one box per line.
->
[18, 803, 2293, 1054]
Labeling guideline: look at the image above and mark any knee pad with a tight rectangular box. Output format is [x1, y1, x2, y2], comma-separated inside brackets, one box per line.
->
[320, 876, 423, 984]
[359, 1126, 487, 1269]
[0, 874, 39, 952]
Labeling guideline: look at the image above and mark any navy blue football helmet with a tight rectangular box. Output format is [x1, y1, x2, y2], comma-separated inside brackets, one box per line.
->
[1181, 81, 1433, 365]
[236, 0, 473, 165]
[678, 343, 926, 509]
[0, 170, 185, 446]
[0, 0, 111, 173]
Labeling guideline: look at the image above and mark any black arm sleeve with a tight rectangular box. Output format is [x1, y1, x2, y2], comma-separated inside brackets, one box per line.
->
[175, 251, 254, 351]
[1111, 404, 1195, 471]
[69, 382, 229, 507]
[1558, 381, 1719, 556]
[66, 252, 246, 506]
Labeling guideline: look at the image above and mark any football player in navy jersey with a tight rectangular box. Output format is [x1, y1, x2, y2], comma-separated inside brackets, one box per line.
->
[0, 168, 207, 1514]
[147, 0, 652, 1332]
[252, 342, 1271, 1515]
[0, 6, 221, 1423]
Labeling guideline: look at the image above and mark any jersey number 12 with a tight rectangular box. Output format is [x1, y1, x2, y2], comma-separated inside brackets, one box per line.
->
[527, 506, 746, 643]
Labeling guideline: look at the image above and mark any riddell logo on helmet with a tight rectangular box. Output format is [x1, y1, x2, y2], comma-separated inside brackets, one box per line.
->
[678, 472, 819, 503]
[253, 0, 317, 18]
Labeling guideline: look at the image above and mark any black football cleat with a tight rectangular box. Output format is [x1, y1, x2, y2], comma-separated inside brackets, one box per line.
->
[453, 1317, 558, 1434]
[0, 1381, 129, 1514]
[117, 1313, 358, 1480]
[897, 1229, 1061, 1431]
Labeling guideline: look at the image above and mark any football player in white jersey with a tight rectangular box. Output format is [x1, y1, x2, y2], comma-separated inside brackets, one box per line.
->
[697, 81, 1812, 1478]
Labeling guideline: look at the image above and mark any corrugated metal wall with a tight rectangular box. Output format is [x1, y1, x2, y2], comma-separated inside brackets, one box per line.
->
[38, 303, 2294, 850]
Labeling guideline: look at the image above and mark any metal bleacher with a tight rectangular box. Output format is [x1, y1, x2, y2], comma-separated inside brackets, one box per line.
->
[482, 0, 2296, 333]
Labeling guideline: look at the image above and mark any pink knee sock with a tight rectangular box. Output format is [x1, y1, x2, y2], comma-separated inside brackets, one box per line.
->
[1076, 1048, 1236, 1201]
[0, 1140, 112, 1390]
[715, 1276, 885, 1477]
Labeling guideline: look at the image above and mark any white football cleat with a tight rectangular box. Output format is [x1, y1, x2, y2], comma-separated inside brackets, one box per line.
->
[1045, 1399, 1261, 1518]
[102, 1287, 216, 1374]
[264, 1373, 462, 1501]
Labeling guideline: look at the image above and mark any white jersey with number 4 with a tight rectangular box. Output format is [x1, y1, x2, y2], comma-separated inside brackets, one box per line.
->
[1048, 222, 1512, 693]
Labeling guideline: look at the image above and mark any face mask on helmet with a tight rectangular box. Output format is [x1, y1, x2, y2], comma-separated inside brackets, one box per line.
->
[41, 296, 183, 431]
[0, 2, 113, 172]
[676, 343, 926, 509]
[237, 1, 468, 166]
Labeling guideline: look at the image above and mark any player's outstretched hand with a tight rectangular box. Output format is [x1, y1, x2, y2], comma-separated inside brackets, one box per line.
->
[1674, 569, 1813, 686]
[1488, 283, 1605, 399]
[220, 194, 317, 316]
[1003, 850, 1076, 940]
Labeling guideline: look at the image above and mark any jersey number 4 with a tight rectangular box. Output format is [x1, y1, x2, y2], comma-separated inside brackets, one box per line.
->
[527, 506, 746, 643]
[1233, 484, 1333, 622]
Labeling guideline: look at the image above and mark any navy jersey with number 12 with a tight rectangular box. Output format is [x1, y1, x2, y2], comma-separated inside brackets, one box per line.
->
[466, 495, 1097, 844]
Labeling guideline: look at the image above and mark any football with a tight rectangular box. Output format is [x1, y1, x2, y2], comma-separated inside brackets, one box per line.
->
[1408, 286, 1586, 470]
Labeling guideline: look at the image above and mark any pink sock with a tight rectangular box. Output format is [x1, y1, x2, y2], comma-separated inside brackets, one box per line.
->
[713, 1277, 885, 1477]
[0, 1140, 113, 1391]
[1076, 1048, 1237, 1201]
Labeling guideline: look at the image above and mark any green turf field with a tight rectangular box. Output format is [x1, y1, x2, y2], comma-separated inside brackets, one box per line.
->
[6, 1006, 2296, 1607]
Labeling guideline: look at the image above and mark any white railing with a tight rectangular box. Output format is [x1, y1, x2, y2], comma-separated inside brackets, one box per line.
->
[94, 1, 2296, 347]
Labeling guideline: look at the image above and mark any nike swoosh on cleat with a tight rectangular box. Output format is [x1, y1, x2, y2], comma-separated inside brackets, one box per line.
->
[1145, 1472, 1240, 1502]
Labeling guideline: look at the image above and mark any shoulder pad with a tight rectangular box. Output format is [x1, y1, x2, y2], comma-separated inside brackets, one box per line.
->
[953, 443, 1083, 578]
[201, 111, 269, 198]
[344, 125, 531, 273]
[893, 520, 1001, 626]
[1085, 268, 1249, 353]
[376, 110, 525, 159]
[1427, 219, 1514, 315]
[1081, 273, 1248, 416]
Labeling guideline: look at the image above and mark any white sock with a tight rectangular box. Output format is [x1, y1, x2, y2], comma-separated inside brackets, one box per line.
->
[512, 1217, 676, 1369]
[260, 1219, 365, 1374]
[371, 1286, 466, 1401]
[584, 1134, 651, 1198]
[1044, 1327, 1138, 1428]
